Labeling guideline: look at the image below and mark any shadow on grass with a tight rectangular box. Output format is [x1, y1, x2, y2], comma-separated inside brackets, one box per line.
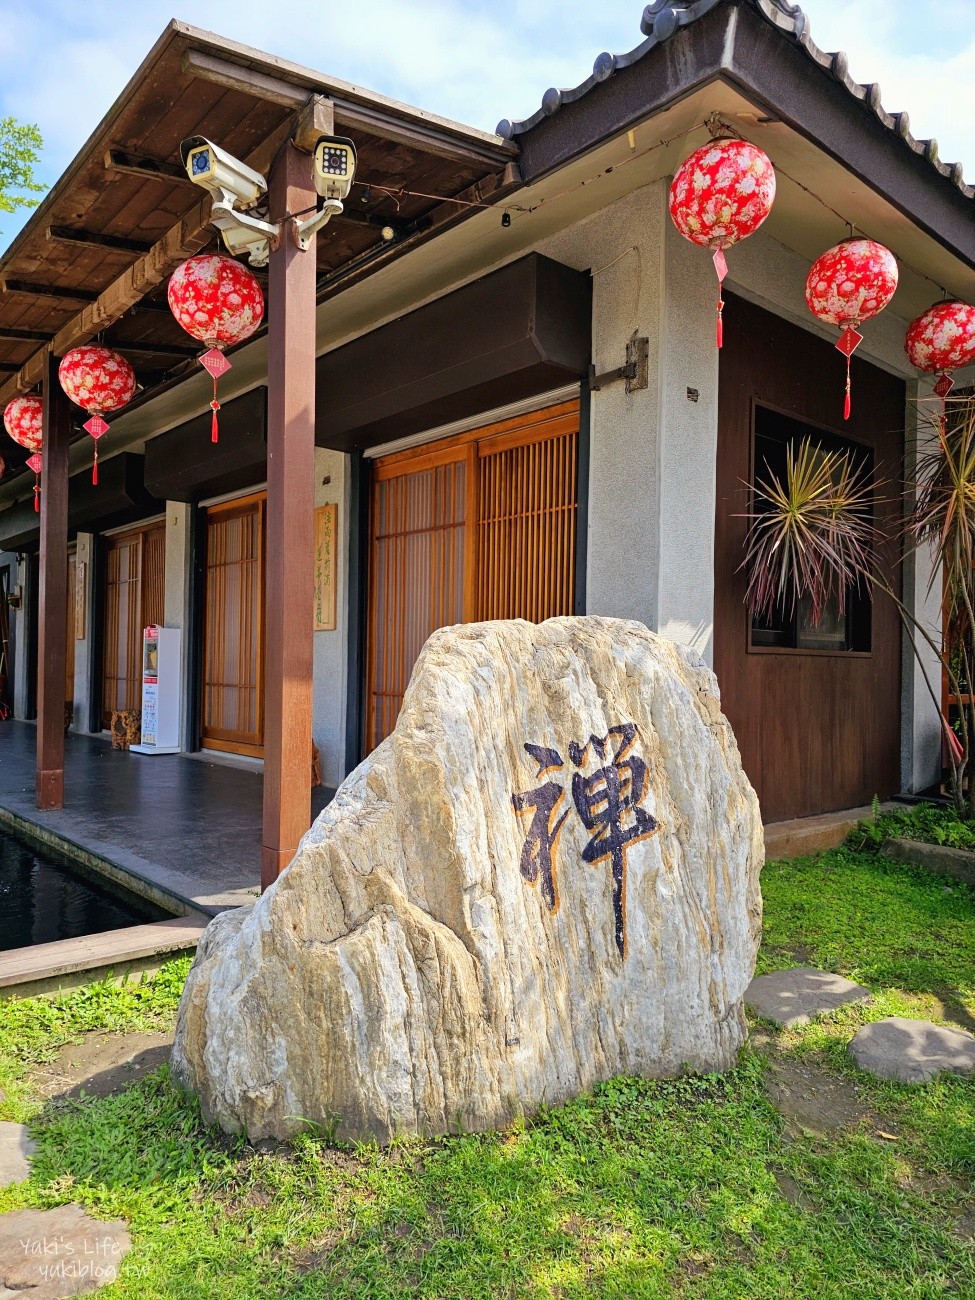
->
[14, 1054, 975, 1299]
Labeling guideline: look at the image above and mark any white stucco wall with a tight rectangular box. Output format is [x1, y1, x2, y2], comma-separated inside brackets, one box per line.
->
[163, 503, 192, 750]
[538, 182, 664, 629]
[312, 447, 349, 787]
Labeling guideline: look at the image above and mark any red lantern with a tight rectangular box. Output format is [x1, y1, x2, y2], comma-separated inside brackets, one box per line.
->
[167, 254, 265, 443]
[905, 300, 975, 424]
[3, 395, 43, 452]
[59, 346, 136, 484]
[3, 395, 44, 512]
[805, 238, 898, 420]
[669, 137, 776, 347]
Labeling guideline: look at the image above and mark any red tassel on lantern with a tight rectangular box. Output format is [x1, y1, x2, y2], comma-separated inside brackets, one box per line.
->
[26, 452, 42, 512]
[167, 255, 264, 445]
[58, 348, 136, 483]
[200, 348, 232, 443]
[805, 238, 898, 421]
[905, 300, 975, 431]
[83, 415, 109, 486]
[669, 137, 776, 351]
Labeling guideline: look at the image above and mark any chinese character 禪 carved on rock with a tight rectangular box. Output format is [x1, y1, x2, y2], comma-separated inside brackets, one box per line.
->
[511, 744, 569, 911]
[570, 723, 659, 958]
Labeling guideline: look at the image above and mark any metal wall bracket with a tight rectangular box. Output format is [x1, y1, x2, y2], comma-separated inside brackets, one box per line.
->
[588, 336, 649, 393]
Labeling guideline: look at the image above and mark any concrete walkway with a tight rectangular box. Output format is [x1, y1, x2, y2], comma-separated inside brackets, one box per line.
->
[0, 721, 335, 915]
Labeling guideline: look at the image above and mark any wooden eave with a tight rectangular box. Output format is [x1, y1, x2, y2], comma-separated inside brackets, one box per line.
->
[0, 19, 519, 482]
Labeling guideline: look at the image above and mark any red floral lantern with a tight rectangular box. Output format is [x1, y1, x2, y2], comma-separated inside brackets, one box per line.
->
[58, 346, 137, 484]
[669, 137, 776, 347]
[805, 238, 898, 420]
[3, 395, 44, 511]
[167, 254, 264, 443]
[905, 300, 975, 424]
[3, 394, 43, 452]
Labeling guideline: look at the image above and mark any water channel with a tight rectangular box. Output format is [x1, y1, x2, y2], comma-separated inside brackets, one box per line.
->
[0, 827, 170, 952]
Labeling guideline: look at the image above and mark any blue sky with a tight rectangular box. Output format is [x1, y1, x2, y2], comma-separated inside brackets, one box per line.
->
[1, 0, 973, 252]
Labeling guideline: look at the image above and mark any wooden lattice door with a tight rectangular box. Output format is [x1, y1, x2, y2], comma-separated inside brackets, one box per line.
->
[366, 399, 579, 749]
[101, 524, 165, 725]
[201, 493, 266, 755]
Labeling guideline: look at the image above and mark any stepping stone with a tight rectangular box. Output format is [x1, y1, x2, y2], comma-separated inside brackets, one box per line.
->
[0, 1121, 35, 1187]
[745, 968, 870, 1028]
[849, 1017, 975, 1084]
[0, 1204, 130, 1297]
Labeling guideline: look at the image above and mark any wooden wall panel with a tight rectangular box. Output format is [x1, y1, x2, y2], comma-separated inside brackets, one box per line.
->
[715, 294, 904, 822]
[100, 522, 166, 726]
[366, 400, 579, 750]
[367, 455, 467, 750]
[202, 495, 265, 754]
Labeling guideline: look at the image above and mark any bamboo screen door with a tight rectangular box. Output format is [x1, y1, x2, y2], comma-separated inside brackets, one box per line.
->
[202, 493, 266, 755]
[367, 399, 580, 749]
[101, 524, 165, 725]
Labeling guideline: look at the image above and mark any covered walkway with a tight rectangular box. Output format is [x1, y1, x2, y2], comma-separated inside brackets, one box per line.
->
[0, 722, 334, 915]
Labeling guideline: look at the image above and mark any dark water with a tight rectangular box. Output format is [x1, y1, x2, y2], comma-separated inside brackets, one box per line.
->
[0, 828, 169, 952]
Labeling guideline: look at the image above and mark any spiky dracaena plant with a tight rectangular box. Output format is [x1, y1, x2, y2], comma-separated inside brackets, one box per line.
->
[742, 438, 876, 628]
[741, 396, 975, 819]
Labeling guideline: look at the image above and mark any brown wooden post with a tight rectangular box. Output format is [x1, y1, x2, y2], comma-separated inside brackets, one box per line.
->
[36, 352, 71, 809]
[262, 116, 327, 887]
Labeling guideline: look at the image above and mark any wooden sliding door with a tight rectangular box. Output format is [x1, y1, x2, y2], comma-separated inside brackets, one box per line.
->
[101, 524, 165, 725]
[367, 399, 579, 749]
[201, 493, 266, 755]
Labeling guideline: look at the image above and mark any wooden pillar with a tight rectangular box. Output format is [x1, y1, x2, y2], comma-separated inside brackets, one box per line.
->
[261, 136, 321, 887]
[36, 353, 71, 809]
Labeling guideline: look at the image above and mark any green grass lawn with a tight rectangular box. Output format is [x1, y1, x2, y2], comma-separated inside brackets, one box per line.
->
[1, 847, 973, 1299]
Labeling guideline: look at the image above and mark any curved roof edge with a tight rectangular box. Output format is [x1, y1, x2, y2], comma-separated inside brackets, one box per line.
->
[495, 0, 972, 203]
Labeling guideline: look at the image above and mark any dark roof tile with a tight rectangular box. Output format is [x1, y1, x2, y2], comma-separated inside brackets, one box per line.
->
[496, 0, 971, 200]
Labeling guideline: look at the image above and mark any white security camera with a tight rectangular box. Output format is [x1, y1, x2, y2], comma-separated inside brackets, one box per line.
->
[313, 136, 357, 202]
[181, 136, 267, 207]
[292, 136, 359, 251]
[180, 135, 278, 267]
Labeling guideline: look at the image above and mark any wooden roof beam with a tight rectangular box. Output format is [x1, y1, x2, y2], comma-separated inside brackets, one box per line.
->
[0, 326, 50, 342]
[0, 119, 292, 406]
[181, 47, 519, 168]
[2, 281, 98, 302]
[103, 149, 187, 182]
[47, 226, 155, 255]
[107, 338, 201, 358]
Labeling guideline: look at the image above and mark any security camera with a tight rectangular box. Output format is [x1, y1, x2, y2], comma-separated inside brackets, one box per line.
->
[181, 136, 267, 207]
[180, 135, 279, 266]
[291, 136, 359, 251]
[313, 136, 357, 202]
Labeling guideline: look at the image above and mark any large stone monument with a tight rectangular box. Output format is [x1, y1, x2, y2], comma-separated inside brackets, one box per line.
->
[173, 618, 763, 1142]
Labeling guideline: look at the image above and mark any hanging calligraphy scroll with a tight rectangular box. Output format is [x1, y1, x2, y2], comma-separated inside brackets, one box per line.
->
[314, 502, 338, 631]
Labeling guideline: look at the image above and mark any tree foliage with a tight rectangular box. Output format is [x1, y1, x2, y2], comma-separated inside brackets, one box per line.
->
[0, 116, 44, 222]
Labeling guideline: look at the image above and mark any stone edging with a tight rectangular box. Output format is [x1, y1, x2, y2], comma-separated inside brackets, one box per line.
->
[0, 805, 194, 919]
[883, 837, 975, 888]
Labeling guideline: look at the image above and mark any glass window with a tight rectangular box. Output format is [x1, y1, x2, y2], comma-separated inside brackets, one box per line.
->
[749, 406, 872, 653]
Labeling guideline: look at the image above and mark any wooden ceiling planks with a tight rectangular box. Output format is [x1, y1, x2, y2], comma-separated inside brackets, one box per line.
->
[0, 20, 517, 471]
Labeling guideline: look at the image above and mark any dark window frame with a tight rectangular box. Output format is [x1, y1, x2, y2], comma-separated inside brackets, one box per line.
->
[746, 400, 873, 659]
